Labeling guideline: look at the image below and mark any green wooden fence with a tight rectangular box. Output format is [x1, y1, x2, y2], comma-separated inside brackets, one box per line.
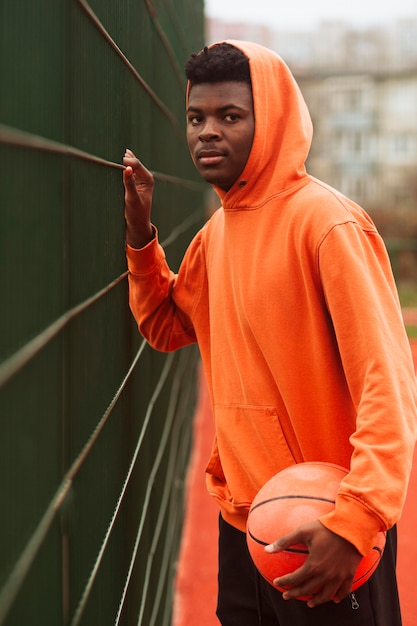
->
[0, 1, 205, 624]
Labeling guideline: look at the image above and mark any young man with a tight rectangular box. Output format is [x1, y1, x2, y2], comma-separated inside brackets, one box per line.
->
[123, 41, 417, 625]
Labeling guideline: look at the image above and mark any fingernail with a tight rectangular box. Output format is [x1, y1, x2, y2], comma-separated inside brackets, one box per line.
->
[264, 544, 274, 553]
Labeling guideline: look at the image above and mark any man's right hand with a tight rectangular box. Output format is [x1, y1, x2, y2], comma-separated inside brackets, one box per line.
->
[123, 149, 155, 249]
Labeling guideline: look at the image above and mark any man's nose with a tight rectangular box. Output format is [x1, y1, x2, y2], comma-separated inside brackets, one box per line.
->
[199, 120, 221, 141]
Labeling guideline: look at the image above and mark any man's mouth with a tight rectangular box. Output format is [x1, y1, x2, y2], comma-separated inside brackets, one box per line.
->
[197, 149, 225, 166]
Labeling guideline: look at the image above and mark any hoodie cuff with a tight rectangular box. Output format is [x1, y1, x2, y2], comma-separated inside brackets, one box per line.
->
[126, 226, 162, 276]
[319, 494, 384, 555]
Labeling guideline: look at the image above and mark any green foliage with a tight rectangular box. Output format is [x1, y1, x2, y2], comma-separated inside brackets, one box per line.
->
[399, 287, 417, 308]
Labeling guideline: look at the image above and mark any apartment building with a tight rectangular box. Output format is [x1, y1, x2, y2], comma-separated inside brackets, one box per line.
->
[298, 69, 417, 213]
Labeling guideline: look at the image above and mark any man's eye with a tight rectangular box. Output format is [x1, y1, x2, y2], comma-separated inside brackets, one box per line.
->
[225, 114, 239, 122]
[189, 116, 203, 125]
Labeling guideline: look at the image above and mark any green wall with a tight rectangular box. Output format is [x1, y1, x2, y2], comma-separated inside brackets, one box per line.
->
[0, 1, 205, 624]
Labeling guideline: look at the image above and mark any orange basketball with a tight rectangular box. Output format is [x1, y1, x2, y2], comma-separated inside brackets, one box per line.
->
[246, 462, 386, 600]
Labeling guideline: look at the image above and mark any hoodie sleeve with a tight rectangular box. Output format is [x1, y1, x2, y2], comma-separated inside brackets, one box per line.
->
[317, 219, 417, 554]
[126, 227, 205, 352]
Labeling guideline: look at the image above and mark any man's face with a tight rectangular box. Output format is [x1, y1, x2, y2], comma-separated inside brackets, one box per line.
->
[186, 81, 255, 191]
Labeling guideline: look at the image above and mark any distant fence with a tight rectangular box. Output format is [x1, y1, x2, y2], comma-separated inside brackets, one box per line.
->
[0, 1, 205, 625]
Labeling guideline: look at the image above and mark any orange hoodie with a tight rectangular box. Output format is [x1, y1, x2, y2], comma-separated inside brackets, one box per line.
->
[126, 40, 417, 555]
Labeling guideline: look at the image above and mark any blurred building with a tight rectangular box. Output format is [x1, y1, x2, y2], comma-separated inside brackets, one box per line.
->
[299, 67, 417, 213]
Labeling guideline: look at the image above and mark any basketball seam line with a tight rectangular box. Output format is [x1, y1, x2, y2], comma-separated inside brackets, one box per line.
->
[249, 494, 335, 514]
[247, 529, 309, 552]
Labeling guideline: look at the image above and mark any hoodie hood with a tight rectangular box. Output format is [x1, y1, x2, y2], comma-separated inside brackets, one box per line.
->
[187, 40, 313, 208]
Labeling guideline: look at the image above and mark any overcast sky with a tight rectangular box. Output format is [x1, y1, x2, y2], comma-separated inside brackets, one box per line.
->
[204, 0, 417, 30]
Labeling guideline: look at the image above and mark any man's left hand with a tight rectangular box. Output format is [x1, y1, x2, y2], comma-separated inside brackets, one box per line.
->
[265, 520, 362, 607]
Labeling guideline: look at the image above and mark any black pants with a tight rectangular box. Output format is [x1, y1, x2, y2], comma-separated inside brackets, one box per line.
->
[217, 515, 402, 626]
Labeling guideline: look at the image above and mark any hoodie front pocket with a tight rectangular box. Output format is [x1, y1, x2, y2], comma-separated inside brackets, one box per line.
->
[213, 404, 296, 508]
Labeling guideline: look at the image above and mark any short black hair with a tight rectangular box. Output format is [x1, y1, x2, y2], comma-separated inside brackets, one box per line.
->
[185, 43, 251, 86]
